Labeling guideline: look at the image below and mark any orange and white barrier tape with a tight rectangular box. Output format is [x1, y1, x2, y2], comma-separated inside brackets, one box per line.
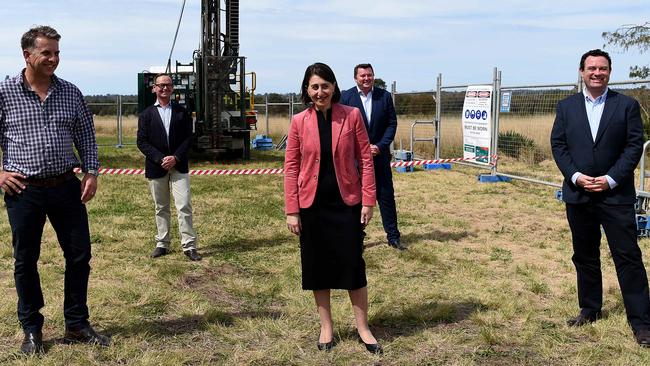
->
[390, 155, 498, 167]
[73, 155, 496, 176]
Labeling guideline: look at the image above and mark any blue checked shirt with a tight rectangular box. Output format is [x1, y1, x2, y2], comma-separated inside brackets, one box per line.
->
[0, 70, 99, 178]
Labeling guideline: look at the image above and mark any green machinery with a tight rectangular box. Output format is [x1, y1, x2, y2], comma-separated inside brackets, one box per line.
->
[137, 0, 257, 159]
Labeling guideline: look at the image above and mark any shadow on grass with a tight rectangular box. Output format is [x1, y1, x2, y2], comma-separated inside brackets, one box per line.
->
[103, 308, 283, 338]
[200, 234, 291, 255]
[401, 229, 475, 243]
[362, 229, 474, 250]
[366, 300, 488, 341]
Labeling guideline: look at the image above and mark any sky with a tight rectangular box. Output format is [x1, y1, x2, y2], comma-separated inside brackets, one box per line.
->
[1, 0, 648, 95]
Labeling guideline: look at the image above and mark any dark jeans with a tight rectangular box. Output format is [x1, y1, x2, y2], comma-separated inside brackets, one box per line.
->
[567, 201, 650, 331]
[5, 177, 92, 332]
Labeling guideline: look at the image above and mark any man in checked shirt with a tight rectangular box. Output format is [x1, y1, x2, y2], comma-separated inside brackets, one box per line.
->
[0, 26, 109, 354]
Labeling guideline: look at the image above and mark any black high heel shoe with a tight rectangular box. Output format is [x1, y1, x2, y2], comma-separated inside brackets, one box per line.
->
[317, 340, 334, 351]
[358, 336, 383, 355]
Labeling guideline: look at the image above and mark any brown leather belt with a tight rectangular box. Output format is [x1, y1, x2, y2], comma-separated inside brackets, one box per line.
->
[26, 171, 76, 188]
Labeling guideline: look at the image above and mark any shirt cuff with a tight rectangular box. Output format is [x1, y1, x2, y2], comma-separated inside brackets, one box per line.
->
[571, 172, 581, 186]
[605, 175, 617, 189]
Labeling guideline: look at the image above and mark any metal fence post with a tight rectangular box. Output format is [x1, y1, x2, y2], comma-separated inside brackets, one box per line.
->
[265, 93, 269, 135]
[116, 95, 123, 148]
[492, 68, 501, 175]
[577, 72, 583, 93]
[289, 93, 294, 125]
[435, 73, 442, 159]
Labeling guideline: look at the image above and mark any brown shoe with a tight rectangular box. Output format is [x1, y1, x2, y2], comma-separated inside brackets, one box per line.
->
[635, 328, 650, 347]
[567, 310, 602, 327]
[64, 325, 110, 347]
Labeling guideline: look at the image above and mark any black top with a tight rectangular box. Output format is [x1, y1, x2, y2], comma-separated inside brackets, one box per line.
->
[314, 108, 344, 206]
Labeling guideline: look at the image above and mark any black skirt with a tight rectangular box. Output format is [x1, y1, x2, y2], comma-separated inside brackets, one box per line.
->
[299, 202, 367, 291]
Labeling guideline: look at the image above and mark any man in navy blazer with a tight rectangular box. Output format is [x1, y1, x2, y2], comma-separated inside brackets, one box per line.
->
[341, 64, 404, 250]
[551, 49, 650, 346]
[137, 73, 201, 261]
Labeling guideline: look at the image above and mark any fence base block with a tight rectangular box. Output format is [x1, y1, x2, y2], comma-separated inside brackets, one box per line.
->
[395, 166, 415, 173]
[424, 163, 452, 170]
[477, 174, 512, 183]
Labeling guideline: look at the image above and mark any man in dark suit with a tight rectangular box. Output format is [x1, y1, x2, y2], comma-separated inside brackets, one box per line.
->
[551, 49, 650, 346]
[341, 64, 404, 250]
[137, 73, 201, 261]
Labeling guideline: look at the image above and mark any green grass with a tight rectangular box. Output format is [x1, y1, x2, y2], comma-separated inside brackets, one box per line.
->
[1, 147, 650, 364]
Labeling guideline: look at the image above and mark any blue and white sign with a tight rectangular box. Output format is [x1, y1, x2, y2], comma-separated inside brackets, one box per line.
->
[500, 91, 512, 113]
[462, 85, 493, 164]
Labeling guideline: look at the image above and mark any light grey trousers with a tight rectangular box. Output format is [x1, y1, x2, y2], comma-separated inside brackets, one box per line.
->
[148, 169, 197, 251]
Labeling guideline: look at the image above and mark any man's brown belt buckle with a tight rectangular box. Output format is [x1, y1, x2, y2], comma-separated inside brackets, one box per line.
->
[25, 171, 76, 188]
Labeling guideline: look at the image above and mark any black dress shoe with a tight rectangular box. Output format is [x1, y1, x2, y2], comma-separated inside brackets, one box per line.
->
[184, 249, 202, 261]
[567, 310, 602, 327]
[20, 330, 44, 355]
[151, 247, 169, 258]
[316, 340, 334, 351]
[388, 239, 407, 251]
[64, 325, 110, 347]
[634, 328, 650, 347]
[358, 336, 383, 355]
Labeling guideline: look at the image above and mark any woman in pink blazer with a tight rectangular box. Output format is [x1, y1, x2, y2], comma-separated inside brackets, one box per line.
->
[284, 63, 381, 354]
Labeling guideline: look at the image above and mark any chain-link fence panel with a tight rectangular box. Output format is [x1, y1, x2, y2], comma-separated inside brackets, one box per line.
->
[394, 91, 436, 156]
[611, 80, 650, 193]
[436, 87, 469, 160]
[496, 84, 577, 184]
[254, 94, 306, 145]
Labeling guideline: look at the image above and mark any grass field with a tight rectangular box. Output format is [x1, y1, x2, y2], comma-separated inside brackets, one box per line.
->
[2, 141, 650, 365]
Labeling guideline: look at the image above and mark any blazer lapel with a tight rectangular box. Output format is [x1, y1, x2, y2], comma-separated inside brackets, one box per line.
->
[304, 108, 320, 157]
[331, 104, 345, 154]
[152, 105, 165, 131]
[572, 93, 594, 146]
[351, 91, 369, 128]
[594, 91, 619, 145]
[370, 90, 381, 130]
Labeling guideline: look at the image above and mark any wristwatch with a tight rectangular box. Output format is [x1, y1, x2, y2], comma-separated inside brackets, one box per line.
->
[86, 169, 99, 177]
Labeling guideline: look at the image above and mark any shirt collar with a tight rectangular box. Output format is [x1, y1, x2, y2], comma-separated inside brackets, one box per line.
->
[356, 86, 373, 97]
[583, 88, 608, 103]
[154, 99, 172, 108]
[17, 68, 60, 91]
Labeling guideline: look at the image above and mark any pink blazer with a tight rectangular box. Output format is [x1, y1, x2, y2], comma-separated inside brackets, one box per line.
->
[284, 103, 376, 214]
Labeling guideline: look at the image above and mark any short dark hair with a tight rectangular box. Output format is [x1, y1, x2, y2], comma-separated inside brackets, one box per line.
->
[579, 49, 611, 70]
[300, 62, 341, 106]
[354, 63, 374, 78]
[154, 73, 172, 84]
[21, 25, 61, 50]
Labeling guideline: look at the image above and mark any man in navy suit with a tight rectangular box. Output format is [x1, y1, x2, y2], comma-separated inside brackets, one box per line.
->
[137, 73, 201, 261]
[341, 64, 404, 250]
[551, 49, 650, 346]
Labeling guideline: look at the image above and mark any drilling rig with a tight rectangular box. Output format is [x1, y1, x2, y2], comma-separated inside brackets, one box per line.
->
[137, 0, 257, 159]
